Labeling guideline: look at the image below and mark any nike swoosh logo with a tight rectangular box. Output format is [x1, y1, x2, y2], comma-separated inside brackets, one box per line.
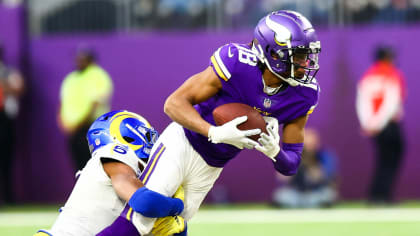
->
[228, 46, 234, 58]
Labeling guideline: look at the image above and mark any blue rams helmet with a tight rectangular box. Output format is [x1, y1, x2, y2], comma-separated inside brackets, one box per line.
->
[86, 110, 159, 161]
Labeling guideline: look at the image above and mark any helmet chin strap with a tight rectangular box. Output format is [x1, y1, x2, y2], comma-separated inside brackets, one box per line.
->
[264, 57, 300, 87]
[252, 42, 300, 87]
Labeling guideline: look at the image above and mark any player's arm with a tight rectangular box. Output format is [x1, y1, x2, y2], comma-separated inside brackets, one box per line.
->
[102, 160, 183, 217]
[274, 115, 307, 175]
[164, 66, 259, 149]
[282, 114, 307, 144]
[164, 66, 222, 137]
[256, 115, 307, 176]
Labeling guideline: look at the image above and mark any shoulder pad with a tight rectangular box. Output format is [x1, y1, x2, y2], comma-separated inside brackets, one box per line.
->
[210, 43, 258, 82]
[210, 43, 236, 81]
[93, 144, 140, 174]
[297, 78, 320, 115]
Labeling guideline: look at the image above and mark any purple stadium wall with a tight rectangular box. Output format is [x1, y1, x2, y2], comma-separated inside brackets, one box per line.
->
[0, 5, 24, 67]
[1, 6, 420, 203]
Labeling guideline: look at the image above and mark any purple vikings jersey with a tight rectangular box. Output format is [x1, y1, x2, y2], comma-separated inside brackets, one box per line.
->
[184, 43, 320, 167]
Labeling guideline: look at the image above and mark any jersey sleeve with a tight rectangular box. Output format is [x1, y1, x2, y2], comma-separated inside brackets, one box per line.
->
[209, 43, 257, 97]
[294, 79, 320, 118]
[94, 144, 141, 177]
[87, 66, 113, 102]
[59, 72, 74, 102]
[305, 79, 320, 116]
[209, 43, 238, 82]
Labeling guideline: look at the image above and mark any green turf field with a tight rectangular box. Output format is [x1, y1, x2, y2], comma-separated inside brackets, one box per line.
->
[1, 204, 420, 236]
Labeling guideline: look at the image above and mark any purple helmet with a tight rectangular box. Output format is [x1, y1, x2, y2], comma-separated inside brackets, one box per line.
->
[252, 10, 321, 86]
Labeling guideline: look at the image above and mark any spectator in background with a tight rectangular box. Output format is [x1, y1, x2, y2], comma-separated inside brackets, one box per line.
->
[272, 128, 337, 208]
[348, 1, 379, 24]
[0, 43, 25, 204]
[356, 46, 406, 204]
[58, 47, 113, 172]
[374, 0, 410, 23]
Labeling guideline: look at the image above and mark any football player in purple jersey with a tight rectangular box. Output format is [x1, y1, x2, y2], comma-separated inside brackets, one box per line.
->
[98, 10, 321, 236]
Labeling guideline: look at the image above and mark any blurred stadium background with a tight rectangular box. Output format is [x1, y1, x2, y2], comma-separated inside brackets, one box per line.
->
[1, 0, 420, 235]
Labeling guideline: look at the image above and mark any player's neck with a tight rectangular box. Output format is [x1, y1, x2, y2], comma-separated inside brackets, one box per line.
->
[262, 70, 287, 88]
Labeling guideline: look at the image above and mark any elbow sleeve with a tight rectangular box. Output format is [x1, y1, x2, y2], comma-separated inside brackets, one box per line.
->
[273, 143, 303, 176]
[128, 187, 184, 218]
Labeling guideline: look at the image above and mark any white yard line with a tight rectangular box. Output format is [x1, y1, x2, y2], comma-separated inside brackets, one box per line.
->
[1, 208, 420, 227]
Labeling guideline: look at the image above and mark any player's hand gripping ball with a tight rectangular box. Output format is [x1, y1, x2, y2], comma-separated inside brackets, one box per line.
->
[212, 103, 267, 141]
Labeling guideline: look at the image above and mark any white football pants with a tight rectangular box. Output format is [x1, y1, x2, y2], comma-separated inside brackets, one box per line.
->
[132, 122, 223, 235]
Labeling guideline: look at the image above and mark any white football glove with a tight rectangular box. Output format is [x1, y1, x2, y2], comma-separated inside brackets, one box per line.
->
[263, 116, 279, 134]
[255, 116, 280, 161]
[208, 116, 260, 149]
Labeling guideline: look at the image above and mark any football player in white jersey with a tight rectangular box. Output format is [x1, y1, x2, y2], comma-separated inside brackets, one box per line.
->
[34, 110, 187, 236]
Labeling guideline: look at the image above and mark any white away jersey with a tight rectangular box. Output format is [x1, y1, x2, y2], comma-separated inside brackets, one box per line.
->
[47, 143, 142, 236]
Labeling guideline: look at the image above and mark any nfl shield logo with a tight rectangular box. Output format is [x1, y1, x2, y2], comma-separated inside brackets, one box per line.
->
[263, 98, 272, 108]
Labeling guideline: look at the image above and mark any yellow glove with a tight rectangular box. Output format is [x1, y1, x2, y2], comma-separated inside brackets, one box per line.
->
[152, 215, 185, 236]
[173, 185, 184, 202]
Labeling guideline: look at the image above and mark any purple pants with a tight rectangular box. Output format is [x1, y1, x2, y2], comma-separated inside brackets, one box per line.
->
[97, 216, 141, 236]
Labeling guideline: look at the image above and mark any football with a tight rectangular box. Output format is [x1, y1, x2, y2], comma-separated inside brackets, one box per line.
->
[212, 103, 267, 141]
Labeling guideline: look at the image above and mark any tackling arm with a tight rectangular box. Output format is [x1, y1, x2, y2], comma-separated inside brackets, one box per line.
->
[103, 161, 183, 217]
